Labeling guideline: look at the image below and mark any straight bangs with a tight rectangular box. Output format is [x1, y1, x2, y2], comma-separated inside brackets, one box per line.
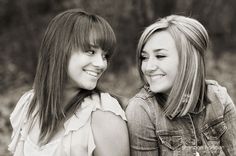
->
[72, 15, 116, 59]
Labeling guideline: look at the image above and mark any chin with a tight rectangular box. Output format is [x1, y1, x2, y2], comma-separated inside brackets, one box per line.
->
[82, 83, 97, 90]
[150, 86, 164, 93]
[150, 88, 159, 93]
[150, 86, 171, 94]
[86, 86, 96, 90]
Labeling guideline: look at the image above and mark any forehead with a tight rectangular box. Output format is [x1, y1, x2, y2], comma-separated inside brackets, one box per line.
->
[142, 31, 177, 53]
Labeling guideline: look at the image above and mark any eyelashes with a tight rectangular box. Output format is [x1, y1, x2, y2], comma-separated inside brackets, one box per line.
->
[84, 49, 110, 60]
[140, 54, 166, 61]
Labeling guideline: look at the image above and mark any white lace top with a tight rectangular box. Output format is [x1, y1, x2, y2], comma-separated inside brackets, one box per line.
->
[8, 90, 127, 156]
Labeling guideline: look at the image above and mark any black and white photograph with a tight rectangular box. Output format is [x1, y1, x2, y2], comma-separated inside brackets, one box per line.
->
[1, 0, 236, 155]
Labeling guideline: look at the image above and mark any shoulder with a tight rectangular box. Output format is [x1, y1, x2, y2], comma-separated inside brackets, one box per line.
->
[125, 89, 158, 151]
[91, 110, 129, 156]
[91, 110, 127, 133]
[99, 92, 127, 121]
[205, 80, 236, 119]
[8, 90, 34, 153]
[205, 80, 236, 124]
[206, 80, 232, 105]
[14, 90, 34, 108]
[206, 80, 226, 94]
[126, 88, 157, 132]
[126, 88, 154, 119]
[100, 92, 120, 107]
[10, 90, 34, 121]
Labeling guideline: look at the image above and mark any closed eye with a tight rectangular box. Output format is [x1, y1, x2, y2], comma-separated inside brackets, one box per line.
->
[155, 55, 166, 59]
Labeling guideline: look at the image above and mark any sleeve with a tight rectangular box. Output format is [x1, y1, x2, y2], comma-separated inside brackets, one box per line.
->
[125, 97, 159, 156]
[8, 90, 34, 153]
[74, 93, 129, 156]
[216, 86, 236, 155]
[91, 110, 130, 156]
[100, 93, 127, 121]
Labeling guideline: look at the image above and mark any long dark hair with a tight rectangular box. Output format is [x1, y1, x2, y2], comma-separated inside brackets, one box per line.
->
[28, 9, 116, 144]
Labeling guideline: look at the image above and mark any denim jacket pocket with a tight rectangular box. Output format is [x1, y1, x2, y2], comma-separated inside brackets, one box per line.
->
[202, 119, 227, 141]
[157, 130, 183, 150]
[202, 119, 227, 155]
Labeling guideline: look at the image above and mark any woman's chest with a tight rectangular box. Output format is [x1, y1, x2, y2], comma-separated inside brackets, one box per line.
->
[155, 114, 227, 156]
[24, 118, 92, 156]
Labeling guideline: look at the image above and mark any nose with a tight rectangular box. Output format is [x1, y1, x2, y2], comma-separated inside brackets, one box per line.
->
[92, 53, 107, 69]
[145, 58, 158, 73]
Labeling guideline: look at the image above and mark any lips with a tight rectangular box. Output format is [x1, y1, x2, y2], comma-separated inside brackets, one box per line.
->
[148, 74, 165, 80]
[84, 69, 102, 78]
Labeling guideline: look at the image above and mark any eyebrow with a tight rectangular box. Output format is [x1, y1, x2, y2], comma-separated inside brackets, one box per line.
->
[89, 44, 100, 49]
[142, 48, 167, 53]
[89, 44, 108, 54]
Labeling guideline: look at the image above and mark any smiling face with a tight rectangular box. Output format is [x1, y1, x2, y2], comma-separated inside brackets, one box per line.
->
[67, 44, 108, 90]
[141, 31, 179, 94]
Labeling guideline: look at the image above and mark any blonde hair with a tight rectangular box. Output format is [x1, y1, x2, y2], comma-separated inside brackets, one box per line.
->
[137, 15, 209, 118]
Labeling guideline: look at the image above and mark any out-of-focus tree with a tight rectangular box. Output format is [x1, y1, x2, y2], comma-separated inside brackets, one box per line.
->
[1, 0, 236, 93]
[175, 0, 236, 58]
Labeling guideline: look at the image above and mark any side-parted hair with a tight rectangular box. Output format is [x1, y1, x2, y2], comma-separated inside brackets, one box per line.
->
[28, 9, 116, 144]
[137, 15, 209, 119]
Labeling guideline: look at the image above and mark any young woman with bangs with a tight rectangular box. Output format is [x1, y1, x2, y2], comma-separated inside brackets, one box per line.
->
[8, 9, 129, 156]
[126, 15, 236, 156]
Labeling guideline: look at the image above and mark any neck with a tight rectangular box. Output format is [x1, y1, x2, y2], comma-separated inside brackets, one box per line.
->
[63, 84, 80, 108]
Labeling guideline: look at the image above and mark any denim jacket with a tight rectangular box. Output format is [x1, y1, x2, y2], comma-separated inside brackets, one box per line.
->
[126, 80, 236, 156]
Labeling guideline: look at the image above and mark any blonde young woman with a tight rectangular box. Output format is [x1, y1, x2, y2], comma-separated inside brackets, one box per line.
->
[8, 9, 129, 156]
[126, 15, 236, 156]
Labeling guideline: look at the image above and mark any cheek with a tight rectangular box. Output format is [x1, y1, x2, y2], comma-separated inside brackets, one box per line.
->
[140, 63, 148, 83]
[104, 62, 108, 70]
[174, 60, 179, 75]
[100, 61, 107, 75]
[169, 63, 179, 80]
[141, 62, 146, 73]
[168, 56, 179, 75]
[68, 62, 80, 75]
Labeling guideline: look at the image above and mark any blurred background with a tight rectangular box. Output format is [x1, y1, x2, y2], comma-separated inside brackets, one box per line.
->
[1, 0, 236, 155]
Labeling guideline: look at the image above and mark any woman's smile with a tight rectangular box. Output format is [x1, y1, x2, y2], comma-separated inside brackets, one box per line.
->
[141, 31, 179, 94]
